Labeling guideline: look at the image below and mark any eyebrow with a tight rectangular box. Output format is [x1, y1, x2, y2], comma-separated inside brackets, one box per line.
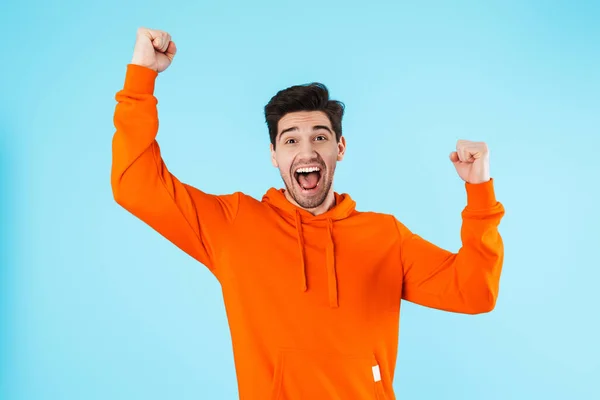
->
[278, 125, 333, 140]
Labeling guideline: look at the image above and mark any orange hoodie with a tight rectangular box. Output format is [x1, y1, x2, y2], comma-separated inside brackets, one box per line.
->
[112, 64, 505, 400]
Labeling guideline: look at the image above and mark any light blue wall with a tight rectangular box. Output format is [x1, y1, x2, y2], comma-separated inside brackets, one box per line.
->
[2, 0, 599, 398]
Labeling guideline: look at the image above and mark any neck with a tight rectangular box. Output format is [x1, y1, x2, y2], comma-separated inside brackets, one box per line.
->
[284, 189, 336, 216]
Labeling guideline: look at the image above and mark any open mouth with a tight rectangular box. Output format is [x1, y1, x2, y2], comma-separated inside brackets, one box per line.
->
[294, 166, 323, 193]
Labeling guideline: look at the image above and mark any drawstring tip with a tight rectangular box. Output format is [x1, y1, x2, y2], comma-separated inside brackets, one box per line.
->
[329, 292, 339, 308]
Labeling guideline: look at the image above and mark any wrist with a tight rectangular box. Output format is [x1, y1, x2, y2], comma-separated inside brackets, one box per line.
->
[465, 178, 497, 209]
[130, 59, 157, 72]
[123, 63, 158, 94]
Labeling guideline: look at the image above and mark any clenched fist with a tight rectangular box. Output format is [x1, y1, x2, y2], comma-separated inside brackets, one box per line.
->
[131, 27, 177, 73]
[449, 140, 491, 184]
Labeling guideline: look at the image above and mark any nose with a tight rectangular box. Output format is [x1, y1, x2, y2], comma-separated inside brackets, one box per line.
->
[297, 139, 317, 158]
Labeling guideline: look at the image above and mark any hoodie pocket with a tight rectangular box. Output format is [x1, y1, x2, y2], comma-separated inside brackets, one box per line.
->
[269, 348, 391, 400]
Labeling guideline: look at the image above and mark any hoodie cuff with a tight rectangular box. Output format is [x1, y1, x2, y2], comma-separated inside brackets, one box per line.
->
[465, 178, 497, 210]
[123, 64, 158, 94]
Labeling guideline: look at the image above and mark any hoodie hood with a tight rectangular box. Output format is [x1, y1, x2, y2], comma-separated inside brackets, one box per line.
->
[262, 188, 356, 308]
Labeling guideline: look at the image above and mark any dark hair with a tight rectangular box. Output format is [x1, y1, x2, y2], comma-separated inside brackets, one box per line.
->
[264, 82, 345, 148]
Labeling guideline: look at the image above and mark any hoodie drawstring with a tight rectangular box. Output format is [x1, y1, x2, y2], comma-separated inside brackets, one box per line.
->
[326, 218, 339, 308]
[295, 210, 307, 292]
[294, 210, 339, 308]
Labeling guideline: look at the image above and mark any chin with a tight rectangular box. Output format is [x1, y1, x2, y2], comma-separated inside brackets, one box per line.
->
[288, 176, 331, 210]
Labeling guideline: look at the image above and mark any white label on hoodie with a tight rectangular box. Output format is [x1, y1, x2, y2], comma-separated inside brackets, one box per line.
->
[372, 365, 381, 382]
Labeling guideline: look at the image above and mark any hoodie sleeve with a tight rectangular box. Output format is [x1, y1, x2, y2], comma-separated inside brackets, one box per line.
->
[396, 179, 505, 314]
[111, 64, 240, 274]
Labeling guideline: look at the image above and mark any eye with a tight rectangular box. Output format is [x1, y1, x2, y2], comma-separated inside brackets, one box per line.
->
[285, 138, 297, 144]
[315, 135, 327, 141]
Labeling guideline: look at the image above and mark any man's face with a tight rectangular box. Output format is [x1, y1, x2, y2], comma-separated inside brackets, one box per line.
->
[270, 111, 346, 210]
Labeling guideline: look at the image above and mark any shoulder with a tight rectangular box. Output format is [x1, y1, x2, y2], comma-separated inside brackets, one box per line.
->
[351, 209, 414, 239]
[348, 209, 400, 229]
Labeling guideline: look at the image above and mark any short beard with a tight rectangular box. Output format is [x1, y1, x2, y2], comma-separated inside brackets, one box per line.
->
[283, 171, 333, 210]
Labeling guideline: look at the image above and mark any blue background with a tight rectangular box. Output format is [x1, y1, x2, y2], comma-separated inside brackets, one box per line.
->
[2, 0, 599, 399]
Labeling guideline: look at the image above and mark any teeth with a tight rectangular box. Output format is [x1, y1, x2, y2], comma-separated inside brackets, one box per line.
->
[296, 166, 321, 174]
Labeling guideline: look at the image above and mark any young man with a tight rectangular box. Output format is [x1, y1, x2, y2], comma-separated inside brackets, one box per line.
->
[112, 27, 505, 400]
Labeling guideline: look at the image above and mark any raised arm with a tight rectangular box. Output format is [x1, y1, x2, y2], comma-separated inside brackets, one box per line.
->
[398, 141, 505, 314]
[111, 27, 239, 274]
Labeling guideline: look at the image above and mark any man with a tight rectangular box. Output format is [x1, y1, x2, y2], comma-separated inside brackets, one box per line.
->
[112, 27, 505, 400]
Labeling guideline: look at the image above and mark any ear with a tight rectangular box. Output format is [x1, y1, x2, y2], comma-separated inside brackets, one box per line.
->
[337, 136, 346, 161]
[270, 143, 279, 168]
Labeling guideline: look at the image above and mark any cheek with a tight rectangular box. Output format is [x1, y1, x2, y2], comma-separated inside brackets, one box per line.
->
[276, 157, 293, 177]
[323, 150, 340, 170]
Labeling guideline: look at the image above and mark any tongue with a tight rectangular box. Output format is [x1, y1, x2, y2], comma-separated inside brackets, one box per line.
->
[298, 172, 319, 189]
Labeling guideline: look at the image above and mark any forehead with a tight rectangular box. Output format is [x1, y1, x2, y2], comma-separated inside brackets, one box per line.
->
[278, 111, 331, 133]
